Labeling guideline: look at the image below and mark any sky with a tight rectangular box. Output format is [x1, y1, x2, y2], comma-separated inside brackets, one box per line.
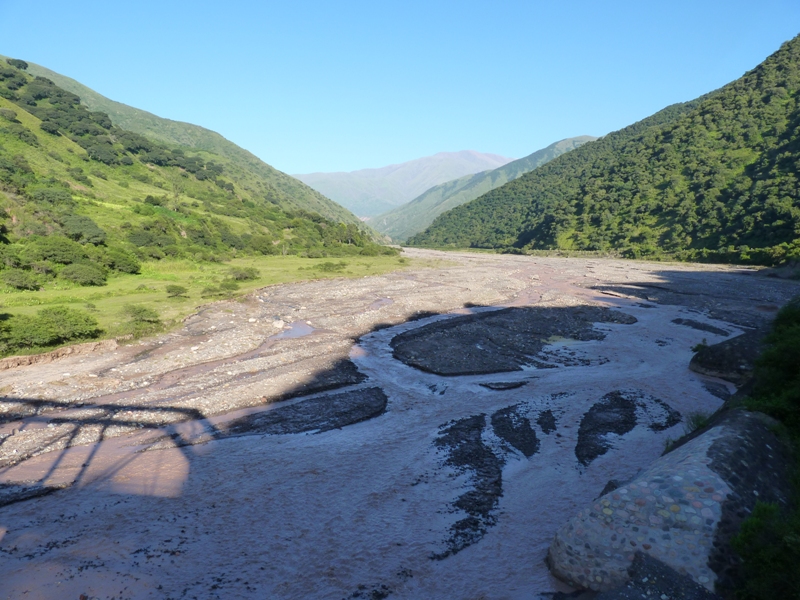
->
[1, 1, 799, 174]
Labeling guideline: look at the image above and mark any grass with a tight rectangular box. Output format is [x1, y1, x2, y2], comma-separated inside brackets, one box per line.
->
[0, 254, 425, 347]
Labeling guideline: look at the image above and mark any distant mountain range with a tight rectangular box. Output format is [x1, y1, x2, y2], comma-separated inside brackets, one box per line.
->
[14, 58, 358, 226]
[293, 150, 515, 217]
[409, 34, 800, 266]
[373, 136, 595, 241]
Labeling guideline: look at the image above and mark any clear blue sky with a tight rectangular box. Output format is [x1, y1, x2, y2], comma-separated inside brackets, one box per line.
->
[1, 1, 798, 174]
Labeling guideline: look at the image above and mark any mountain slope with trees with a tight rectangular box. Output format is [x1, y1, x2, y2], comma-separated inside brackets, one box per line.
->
[0, 58, 395, 355]
[294, 150, 515, 217]
[410, 35, 800, 266]
[374, 136, 595, 241]
[6, 57, 358, 226]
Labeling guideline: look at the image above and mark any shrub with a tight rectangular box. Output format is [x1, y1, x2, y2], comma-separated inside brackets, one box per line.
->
[166, 284, 188, 297]
[248, 234, 278, 255]
[121, 304, 163, 337]
[6, 58, 28, 70]
[1, 268, 40, 290]
[683, 411, 710, 434]
[732, 502, 800, 599]
[0, 306, 100, 353]
[30, 187, 73, 205]
[317, 261, 347, 272]
[102, 248, 140, 274]
[62, 215, 107, 245]
[219, 280, 239, 291]
[228, 267, 259, 281]
[22, 236, 85, 264]
[59, 263, 107, 286]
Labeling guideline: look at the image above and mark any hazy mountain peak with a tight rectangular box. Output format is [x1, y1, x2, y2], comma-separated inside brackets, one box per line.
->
[293, 151, 515, 217]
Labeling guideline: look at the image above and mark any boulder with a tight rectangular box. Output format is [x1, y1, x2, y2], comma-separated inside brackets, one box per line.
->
[546, 410, 792, 595]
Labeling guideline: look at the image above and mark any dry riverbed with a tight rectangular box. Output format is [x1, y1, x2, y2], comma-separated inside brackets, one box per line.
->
[0, 249, 797, 599]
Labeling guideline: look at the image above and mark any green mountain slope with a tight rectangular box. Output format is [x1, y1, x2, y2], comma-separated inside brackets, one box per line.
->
[410, 35, 800, 266]
[373, 136, 595, 241]
[9, 57, 358, 226]
[0, 58, 397, 355]
[294, 150, 515, 217]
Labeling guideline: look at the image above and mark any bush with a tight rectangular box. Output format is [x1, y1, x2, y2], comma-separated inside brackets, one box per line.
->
[166, 284, 188, 297]
[6, 58, 28, 70]
[30, 187, 73, 205]
[317, 261, 347, 272]
[59, 263, 107, 286]
[735, 297, 800, 599]
[102, 248, 141, 274]
[22, 236, 85, 265]
[228, 267, 259, 281]
[1, 269, 40, 290]
[733, 502, 800, 599]
[121, 304, 163, 337]
[0, 306, 100, 353]
[219, 280, 239, 292]
[62, 215, 107, 245]
[747, 298, 800, 430]
[249, 234, 278, 255]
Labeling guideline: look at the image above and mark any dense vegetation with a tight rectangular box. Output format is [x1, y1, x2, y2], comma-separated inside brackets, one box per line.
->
[12, 57, 360, 226]
[374, 136, 594, 242]
[733, 297, 800, 598]
[0, 58, 395, 356]
[410, 35, 800, 266]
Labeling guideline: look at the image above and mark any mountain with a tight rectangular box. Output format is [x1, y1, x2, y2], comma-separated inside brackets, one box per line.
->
[9, 57, 358, 226]
[293, 150, 515, 217]
[0, 58, 392, 274]
[373, 136, 595, 241]
[410, 35, 800, 266]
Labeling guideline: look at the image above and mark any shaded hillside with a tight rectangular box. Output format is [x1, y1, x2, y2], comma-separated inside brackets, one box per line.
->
[10, 58, 358, 225]
[294, 150, 514, 217]
[374, 136, 595, 241]
[410, 35, 800, 266]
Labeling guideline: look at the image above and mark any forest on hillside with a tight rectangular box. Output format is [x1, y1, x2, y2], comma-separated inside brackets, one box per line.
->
[0, 58, 394, 355]
[410, 36, 800, 266]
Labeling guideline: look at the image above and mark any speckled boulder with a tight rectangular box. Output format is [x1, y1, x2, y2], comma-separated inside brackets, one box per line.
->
[546, 410, 791, 594]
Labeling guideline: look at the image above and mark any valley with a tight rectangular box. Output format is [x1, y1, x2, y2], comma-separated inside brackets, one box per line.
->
[0, 249, 796, 598]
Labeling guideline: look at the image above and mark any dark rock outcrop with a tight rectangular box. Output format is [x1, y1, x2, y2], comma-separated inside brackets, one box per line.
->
[391, 306, 636, 376]
[689, 330, 767, 385]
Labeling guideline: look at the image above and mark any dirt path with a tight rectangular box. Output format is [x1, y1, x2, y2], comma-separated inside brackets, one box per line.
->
[0, 249, 797, 599]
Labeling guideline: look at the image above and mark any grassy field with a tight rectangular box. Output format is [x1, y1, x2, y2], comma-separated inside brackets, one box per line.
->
[0, 254, 431, 341]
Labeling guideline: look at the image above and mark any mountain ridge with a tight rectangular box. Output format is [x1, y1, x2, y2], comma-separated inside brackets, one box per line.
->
[410, 34, 800, 266]
[6, 57, 359, 226]
[373, 136, 595, 241]
[294, 150, 515, 217]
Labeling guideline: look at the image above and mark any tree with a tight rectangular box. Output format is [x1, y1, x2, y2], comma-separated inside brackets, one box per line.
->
[166, 284, 188, 297]
[59, 263, 107, 286]
[62, 216, 107, 245]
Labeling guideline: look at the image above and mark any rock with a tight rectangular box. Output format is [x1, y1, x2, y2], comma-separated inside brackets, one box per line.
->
[431, 414, 504, 559]
[689, 330, 767, 385]
[490, 404, 539, 457]
[575, 391, 680, 466]
[222, 387, 388, 437]
[391, 306, 636, 376]
[479, 381, 528, 390]
[595, 552, 723, 599]
[272, 319, 285, 329]
[671, 319, 730, 337]
[547, 410, 792, 594]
